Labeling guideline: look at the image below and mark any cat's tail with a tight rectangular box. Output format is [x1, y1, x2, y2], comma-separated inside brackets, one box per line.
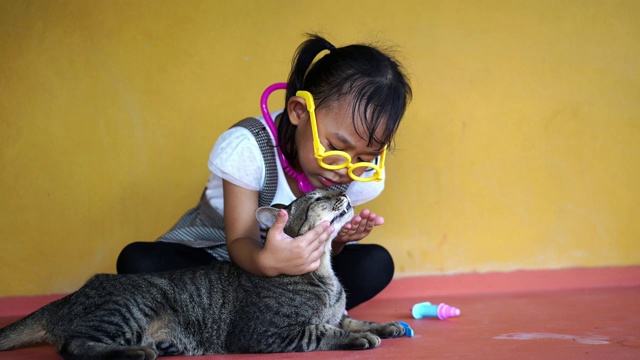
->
[0, 308, 50, 351]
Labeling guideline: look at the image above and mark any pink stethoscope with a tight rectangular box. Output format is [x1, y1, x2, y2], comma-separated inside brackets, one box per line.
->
[260, 83, 316, 193]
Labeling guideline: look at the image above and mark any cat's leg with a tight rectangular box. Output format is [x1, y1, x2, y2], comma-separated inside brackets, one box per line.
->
[290, 323, 382, 351]
[340, 316, 405, 338]
[59, 339, 157, 360]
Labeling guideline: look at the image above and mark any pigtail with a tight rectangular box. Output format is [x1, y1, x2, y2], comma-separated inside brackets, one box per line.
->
[286, 34, 335, 99]
[279, 34, 336, 168]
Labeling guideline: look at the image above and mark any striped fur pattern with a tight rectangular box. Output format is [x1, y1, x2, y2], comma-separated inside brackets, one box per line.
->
[0, 189, 405, 359]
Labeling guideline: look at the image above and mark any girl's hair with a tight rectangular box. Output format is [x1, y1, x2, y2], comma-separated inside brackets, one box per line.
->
[278, 34, 412, 167]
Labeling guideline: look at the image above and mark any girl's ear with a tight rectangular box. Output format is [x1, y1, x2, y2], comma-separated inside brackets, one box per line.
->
[287, 96, 308, 126]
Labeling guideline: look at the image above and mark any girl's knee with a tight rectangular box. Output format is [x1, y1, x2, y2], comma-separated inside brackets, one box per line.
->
[116, 242, 156, 274]
[361, 244, 395, 280]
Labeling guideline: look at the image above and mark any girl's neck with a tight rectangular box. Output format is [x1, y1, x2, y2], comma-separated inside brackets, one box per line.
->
[274, 114, 304, 197]
[285, 172, 305, 198]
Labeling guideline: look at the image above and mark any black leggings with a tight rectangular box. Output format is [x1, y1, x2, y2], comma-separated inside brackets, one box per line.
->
[116, 242, 394, 310]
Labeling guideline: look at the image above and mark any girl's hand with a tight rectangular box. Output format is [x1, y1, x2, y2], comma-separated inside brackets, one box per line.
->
[259, 209, 335, 276]
[332, 209, 384, 254]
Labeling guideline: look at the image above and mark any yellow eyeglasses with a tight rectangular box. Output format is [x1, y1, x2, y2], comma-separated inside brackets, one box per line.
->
[296, 90, 386, 182]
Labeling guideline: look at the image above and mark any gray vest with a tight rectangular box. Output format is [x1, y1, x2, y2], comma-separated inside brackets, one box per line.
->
[157, 118, 348, 261]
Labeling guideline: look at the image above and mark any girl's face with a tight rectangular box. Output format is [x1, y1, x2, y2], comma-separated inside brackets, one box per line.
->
[288, 96, 385, 190]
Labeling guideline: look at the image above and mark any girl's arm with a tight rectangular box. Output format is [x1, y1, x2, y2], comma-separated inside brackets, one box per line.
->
[222, 180, 335, 276]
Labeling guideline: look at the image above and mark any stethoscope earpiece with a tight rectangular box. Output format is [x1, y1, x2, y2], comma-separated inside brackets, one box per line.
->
[261, 83, 316, 193]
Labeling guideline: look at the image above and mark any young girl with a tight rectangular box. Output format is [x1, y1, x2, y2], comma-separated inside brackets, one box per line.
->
[117, 34, 412, 310]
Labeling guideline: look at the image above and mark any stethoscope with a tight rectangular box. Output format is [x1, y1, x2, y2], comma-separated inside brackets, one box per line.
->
[260, 83, 316, 193]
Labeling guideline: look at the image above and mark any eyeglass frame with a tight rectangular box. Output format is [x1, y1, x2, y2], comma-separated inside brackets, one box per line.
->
[296, 90, 386, 183]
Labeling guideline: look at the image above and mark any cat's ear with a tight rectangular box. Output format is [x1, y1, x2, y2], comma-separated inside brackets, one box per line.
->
[255, 207, 282, 228]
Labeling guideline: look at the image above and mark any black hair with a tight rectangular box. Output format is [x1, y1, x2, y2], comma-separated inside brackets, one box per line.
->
[278, 34, 412, 168]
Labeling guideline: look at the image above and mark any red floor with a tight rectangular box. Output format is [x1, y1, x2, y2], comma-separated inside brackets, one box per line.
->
[1, 268, 639, 359]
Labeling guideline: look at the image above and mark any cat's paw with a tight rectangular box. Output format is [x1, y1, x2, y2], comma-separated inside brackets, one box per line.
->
[110, 346, 157, 360]
[365, 322, 406, 338]
[156, 340, 182, 356]
[346, 332, 381, 350]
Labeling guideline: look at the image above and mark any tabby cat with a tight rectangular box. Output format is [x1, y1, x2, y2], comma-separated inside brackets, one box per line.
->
[0, 189, 405, 359]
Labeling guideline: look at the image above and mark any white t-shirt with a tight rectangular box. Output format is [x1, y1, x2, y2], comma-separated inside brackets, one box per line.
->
[205, 112, 384, 216]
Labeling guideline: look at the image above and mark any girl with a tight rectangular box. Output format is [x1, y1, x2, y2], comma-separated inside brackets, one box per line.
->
[117, 34, 412, 310]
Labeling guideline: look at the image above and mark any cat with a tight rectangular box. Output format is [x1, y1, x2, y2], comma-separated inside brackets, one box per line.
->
[0, 189, 405, 359]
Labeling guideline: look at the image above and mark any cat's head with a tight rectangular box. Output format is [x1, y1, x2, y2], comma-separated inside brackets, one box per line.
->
[255, 189, 354, 239]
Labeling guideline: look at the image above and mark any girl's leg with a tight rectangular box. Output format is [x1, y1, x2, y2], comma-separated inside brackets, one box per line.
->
[116, 241, 218, 274]
[331, 244, 395, 310]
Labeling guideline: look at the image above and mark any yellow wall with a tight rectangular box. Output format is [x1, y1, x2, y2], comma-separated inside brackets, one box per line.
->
[1, 0, 638, 297]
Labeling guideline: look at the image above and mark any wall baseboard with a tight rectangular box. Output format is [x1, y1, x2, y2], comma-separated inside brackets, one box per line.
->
[376, 265, 640, 299]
